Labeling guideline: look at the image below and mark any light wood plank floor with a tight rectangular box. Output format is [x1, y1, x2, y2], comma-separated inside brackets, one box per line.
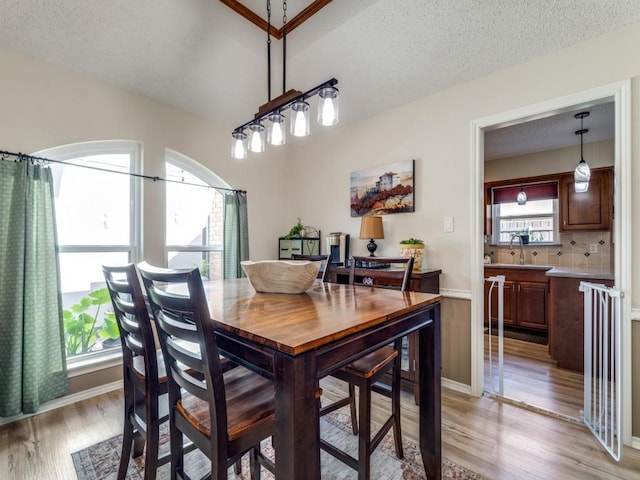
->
[2, 380, 640, 480]
[484, 334, 584, 420]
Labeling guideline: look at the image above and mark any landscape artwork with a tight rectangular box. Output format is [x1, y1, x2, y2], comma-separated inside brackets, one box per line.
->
[350, 160, 415, 217]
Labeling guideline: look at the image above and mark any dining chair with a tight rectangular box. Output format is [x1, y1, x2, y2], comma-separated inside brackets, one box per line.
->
[290, 253, 331, 282]
[102, 263, 170, 480]
[137, 262, 275, 480]
[320, 255, 415, 480]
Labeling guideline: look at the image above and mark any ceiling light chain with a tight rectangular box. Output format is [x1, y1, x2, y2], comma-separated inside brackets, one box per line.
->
[230, 0, 339, 159]
[574, 111, 591, 193]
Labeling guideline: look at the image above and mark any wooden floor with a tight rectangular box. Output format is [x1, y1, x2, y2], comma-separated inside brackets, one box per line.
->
[484, 334, 584, 420]
[2, 379, 640, 480]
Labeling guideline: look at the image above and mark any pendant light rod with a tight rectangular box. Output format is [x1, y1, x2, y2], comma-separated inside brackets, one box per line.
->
[232, 77, 338, 134]
[282, 0, 287, 95]
[267, 0, 272, 101]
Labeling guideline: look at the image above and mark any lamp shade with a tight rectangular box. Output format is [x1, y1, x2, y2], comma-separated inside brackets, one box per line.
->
[318, 86, 339, 126]
[359, 216, 384, 240]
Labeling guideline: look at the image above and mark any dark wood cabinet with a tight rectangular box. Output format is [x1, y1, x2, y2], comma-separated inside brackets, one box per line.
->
[484, 267, 550, 332]
[548, 275, 614, 372]
[560, 167, 612, 231]
[329, 266, 441, 401]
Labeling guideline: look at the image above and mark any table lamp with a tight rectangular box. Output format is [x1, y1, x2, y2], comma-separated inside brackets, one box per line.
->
[359, 216, 384, 256]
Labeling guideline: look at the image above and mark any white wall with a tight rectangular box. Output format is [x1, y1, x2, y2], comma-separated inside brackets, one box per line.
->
[0, 47, 288, 264]
[285, 22, 640, 295]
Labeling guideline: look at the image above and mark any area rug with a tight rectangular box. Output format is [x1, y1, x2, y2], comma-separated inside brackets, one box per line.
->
[72, 411, 487, 479]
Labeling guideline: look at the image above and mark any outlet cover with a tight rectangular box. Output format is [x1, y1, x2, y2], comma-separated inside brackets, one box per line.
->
[589, 244, 598, 254]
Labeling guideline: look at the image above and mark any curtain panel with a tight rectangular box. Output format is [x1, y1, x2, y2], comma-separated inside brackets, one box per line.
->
[223, 191, 249, 279]
[0, 160, 68, 416]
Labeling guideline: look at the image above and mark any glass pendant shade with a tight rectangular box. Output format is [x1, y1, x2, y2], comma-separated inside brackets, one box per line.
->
[248, 123, 265, 153]
[231, 131, 248, 159]
[574, 158, 591, 193]
[290, 100, 310, 137]
[516, 187, 527, 205]
[267, 113, 286, 146]
[317, 86, 339, 126]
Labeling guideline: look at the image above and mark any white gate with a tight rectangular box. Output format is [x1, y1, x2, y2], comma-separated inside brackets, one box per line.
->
[485, 275, 505, 396]
[580, 281, 623, 461]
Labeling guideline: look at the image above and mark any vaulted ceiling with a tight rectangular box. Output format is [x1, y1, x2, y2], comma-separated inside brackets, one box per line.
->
[0, 1, 638, 156]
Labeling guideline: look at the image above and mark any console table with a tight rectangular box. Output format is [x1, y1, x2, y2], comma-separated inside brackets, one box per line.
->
[329, 266, 442, 401]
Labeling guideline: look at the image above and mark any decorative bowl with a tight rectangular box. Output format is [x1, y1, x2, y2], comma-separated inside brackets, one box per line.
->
[241, 260, 321, 294]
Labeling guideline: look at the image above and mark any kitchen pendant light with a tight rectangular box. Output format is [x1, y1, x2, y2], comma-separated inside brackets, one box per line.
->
[229, 0, 338, 157]
[516, 186, 527, 205]
[574, 111, 591, 193]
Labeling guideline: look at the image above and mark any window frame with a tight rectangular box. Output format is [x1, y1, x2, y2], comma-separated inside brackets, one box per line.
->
[164, 149, 232, 277]
[35, 140, 142, 372]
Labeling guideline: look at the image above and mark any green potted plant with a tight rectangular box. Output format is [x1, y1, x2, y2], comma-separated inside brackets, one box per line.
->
[284, 217, 305, 239]
[63, 287, 120, 356]
[399, 238, 425, 270]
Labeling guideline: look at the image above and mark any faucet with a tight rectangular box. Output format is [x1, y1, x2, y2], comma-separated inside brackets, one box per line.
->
[510, 234, 525, 265]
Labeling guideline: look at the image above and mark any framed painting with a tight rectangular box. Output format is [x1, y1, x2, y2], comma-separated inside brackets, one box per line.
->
[350, 159, 415, 217]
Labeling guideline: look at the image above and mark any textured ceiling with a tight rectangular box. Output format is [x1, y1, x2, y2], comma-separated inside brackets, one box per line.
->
[0, 1, 637, 156]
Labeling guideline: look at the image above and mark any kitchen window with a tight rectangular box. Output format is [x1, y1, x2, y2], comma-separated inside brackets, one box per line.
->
[165, 150, 227, 279]
[491, 182, 559, 244]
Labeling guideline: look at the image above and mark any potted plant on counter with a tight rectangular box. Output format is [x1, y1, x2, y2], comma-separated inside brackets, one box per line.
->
[399, 238, 425, 270]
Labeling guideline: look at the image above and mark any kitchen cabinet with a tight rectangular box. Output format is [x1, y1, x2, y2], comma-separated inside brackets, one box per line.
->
[560, 167, 612, 231]
[330, 266, 441, 403]
[548, 274, 614, 372]
[484, 266, 550, 331]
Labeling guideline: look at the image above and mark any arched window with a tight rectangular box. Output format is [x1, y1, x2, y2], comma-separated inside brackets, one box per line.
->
[38, 141, 142, 360]
[165, 150, 229, 279]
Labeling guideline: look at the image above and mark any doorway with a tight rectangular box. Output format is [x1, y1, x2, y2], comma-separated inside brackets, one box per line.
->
[469, 81, 632, 443]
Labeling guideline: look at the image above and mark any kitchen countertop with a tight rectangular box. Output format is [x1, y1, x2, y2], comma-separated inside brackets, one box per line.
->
[484, 263, 553, 271]
[544, 266, 614, 280]
[483, 263, 614, 280]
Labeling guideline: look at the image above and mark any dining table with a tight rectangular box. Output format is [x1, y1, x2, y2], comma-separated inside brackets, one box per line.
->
[201, 277, 442, 480]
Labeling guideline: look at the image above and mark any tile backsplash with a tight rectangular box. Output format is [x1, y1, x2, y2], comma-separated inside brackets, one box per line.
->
[486, 231, 612, 268]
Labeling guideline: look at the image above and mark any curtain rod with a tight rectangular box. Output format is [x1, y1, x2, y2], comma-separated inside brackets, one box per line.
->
[0, 149, 246, 194]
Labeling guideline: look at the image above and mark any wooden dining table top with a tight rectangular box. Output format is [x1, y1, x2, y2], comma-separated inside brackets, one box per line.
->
[201, 278, 442, 356]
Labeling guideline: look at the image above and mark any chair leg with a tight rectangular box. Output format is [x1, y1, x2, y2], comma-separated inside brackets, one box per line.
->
[118, 417, 135, 480]
[169, 422, 184, 480]
[249, 447, 262, 480]
[391, 355, 404, 460]
[357, 382, 372, 480]
[143, 417, 160, 480]
[348, 382, 359, 435]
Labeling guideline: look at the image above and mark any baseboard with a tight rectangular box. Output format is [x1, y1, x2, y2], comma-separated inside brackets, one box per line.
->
[630, 436, 640, 450]
[440, 288, 471, 300]
[0, 380, 122, 427]
[442, 377, 472, 395]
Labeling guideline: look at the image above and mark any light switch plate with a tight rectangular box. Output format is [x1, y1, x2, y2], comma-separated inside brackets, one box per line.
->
[444, 216, 454, 232]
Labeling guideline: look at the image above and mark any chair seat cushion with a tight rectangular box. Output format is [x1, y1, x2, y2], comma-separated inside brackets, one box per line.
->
[341, 346, 398, 379]
[177, 366, 275, 441]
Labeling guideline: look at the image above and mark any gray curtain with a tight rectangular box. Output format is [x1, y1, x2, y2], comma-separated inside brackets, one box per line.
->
[0, 159, 68, 416]
[223, 190, 249, 279]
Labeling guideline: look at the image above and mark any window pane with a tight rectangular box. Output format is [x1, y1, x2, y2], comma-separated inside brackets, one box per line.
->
[167, 250, 222, 280]
[495, 199, 557, 244]
[51, 154, 130, 245]
[59, 251, 129, 357]
[166, 164, 219, 246]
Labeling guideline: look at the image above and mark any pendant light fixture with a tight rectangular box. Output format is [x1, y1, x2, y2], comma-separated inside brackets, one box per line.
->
[574, 111, 591, 193]
[230, 0, 339, 159]
[516, 186, 527, 205]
